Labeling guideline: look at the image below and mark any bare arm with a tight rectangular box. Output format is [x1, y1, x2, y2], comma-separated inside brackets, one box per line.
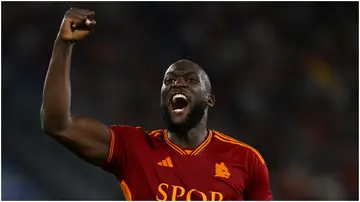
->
[41, 8, 109, 166]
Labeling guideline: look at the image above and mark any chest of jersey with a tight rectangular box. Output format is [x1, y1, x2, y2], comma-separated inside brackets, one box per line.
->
[123, 140, 247, 201]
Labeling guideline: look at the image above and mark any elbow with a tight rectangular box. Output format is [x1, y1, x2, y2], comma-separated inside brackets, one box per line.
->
[41, 119, 60, 136]
[40, 110, 68, 136]
[41, 122, 57, 136]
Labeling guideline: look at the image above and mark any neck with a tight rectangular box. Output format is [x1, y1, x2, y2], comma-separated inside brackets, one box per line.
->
[167, 113, 208, 149]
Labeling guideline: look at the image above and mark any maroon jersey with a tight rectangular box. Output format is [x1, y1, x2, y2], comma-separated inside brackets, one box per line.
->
[101, 125, 272, 201]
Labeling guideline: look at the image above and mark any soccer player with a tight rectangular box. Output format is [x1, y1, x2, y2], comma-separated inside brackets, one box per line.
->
[41, 8, 272, 201]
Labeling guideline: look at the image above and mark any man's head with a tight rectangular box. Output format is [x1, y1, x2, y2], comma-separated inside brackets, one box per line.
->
[160, 59, 215, 133]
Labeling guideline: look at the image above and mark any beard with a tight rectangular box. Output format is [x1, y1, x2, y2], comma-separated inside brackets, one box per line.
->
[161, 100, 207, 134]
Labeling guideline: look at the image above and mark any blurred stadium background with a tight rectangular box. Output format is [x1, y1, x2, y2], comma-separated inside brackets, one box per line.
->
[1, 1, 358, 200]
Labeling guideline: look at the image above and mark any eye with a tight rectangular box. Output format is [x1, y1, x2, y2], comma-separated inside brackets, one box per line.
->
[187, 77, 198, 83]
[165, 77, 175, 84]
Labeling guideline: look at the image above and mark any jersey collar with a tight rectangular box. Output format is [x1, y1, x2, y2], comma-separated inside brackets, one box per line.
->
[163, 129, 213, 155]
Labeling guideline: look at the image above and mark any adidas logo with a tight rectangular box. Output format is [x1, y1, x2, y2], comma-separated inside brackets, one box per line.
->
[157, 157, 173, 167]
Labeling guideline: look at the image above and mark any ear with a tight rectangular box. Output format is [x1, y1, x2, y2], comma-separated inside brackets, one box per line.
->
[207, 94, 215, 107]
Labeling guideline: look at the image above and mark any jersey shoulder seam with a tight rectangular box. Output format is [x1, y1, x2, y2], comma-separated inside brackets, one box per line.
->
[212, 130, 265, 164]
[146, 129, 164, 137]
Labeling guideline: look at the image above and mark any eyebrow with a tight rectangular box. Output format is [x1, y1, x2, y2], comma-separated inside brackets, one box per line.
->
[165, 72, 198, 77]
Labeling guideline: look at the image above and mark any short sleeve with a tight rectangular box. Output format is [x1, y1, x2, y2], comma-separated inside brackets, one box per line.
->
[100, 125, 144, 180]
[244, 150, 273, 200]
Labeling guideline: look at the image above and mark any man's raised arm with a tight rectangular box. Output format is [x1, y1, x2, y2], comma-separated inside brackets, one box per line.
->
[40, 8, 110, 166]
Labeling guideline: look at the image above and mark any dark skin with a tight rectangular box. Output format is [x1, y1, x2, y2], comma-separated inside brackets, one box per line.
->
[160, 60, 215, 148]
[41, 8, 214, 168]
[41, 8, 109, 166]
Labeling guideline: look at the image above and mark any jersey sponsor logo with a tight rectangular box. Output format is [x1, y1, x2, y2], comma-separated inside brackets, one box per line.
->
[157, 157, 173, 167]
[215, 162, 230, 179]
[156, 183, 224, 201]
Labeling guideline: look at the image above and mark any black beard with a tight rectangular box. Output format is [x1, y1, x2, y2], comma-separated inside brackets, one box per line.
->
[161, 100, 207, 134]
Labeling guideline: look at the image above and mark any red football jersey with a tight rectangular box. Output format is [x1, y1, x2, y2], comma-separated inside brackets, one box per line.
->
[101, 125, 272, 201]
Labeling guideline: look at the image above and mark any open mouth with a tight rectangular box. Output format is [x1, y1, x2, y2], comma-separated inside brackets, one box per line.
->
[171, 94, 189, 113]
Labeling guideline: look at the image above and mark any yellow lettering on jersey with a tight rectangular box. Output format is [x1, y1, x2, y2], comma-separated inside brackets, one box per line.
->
[156, 183, 169, 201]
[186, 189, 207, 201]
[171, 185, 185, 201]
[156, 183, 224, 201]
[211, 191, 224, 201]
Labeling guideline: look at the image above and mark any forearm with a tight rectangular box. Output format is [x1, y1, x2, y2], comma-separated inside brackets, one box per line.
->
[41, 39, 74, 132]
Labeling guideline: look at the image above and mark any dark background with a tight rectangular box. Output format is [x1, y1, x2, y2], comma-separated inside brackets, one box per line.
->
[2, 2, 358, 200]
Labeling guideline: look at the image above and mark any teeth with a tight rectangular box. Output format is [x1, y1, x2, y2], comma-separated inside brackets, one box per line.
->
[173, 108, 185, 113]
[172, 94, 187, 102]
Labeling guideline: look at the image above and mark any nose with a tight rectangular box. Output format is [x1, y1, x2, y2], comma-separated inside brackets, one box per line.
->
[174, 77, 187, 87]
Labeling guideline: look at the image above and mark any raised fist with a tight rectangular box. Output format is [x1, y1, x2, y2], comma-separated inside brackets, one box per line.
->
[57, 8, 96, 41]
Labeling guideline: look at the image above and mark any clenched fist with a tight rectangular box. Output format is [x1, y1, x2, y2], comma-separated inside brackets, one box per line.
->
[57, 8, 96, 42]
